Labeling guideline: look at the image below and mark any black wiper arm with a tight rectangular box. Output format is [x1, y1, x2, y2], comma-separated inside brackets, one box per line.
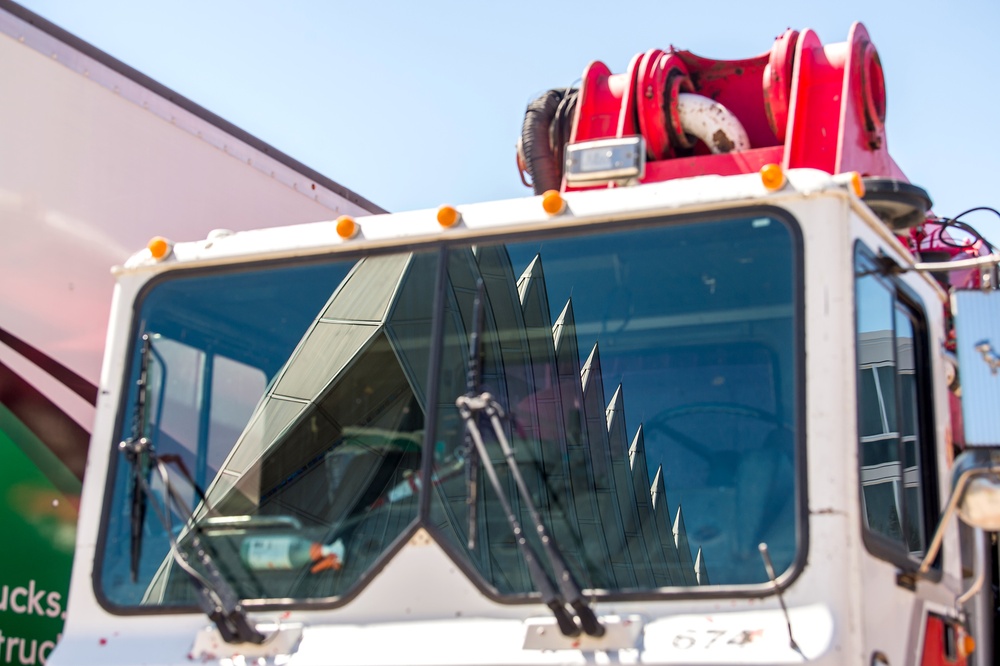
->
[456, 394, 577, 636]
[456, 393, 605, 638]
[132, 457, 266, 645]
[119, 334, 263, 644]
[457, 280, 602, 638]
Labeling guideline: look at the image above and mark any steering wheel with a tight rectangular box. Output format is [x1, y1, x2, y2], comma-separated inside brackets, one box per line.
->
[644, 401, 796, 563]
[649, 401, 783, 426]
[644, 401, 788, 467]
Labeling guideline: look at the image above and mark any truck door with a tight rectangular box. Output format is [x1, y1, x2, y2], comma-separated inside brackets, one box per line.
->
[853, 243, 959, 665]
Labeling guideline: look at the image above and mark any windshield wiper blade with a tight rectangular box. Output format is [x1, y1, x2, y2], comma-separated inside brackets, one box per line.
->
[457, 393, 605, 638]
[122, 333, 154, 583]
[122, 437, 150, 583]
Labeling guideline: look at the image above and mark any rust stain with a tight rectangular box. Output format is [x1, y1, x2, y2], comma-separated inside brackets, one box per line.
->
[712, 129, 735, 153]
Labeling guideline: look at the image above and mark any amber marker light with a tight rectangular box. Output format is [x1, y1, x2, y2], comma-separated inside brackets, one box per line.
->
[832, 170, 867, 198]
[848, 171, 865, 198]
[760, 163, 786, 191]
[335, 215, 359, 239]
[541, 189, 566, 215]
[437, 205, 461, 228]
[960, 634, 976, 658]
[147, 236, 172, 261]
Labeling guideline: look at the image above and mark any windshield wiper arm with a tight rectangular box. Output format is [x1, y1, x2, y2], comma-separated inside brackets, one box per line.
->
[128, 456, 266, 644]
[119, 333, 264, 645]
[462, 280, 486, 548]
[457, 280, 602, 637]
[456, 393, 605, 638]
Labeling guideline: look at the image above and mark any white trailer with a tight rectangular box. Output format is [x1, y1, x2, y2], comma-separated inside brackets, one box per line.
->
[0, 2, 381, 663]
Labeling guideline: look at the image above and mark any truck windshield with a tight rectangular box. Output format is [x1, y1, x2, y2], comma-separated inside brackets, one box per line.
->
[99, 211, 800, 609]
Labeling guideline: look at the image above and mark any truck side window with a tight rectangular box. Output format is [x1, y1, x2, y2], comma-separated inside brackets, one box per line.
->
[855, 246, 934, 561]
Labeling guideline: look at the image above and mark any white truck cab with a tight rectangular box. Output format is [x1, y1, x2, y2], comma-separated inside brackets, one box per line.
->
[50, 22, 1000, 666]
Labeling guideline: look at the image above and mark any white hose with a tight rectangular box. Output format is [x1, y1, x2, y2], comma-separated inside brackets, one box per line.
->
[676, 92, 751, 154]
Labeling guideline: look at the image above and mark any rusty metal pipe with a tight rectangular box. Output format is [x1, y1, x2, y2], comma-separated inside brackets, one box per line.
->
[676, 92, 751, 154]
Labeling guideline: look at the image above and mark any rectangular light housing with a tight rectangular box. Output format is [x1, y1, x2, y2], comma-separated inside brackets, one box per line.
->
[564, 136, 646, 185]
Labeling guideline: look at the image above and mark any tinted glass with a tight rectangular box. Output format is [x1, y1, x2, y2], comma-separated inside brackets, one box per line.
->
[430, 215, 799, 589]
[101, 253, 432, 606]
[895, 309, 925, 554]
[101, 212, 803, 610]
[854, 248, 931, 559]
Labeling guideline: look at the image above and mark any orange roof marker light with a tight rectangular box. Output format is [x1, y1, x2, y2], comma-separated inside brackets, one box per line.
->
[147, 236, 172, 261]
[849, 172, 865, 198]
[437, 205, 461, 228]
[541, 190, 566, 216]
[335, 215, 359, 239]
[760, 163, 786, 192]
[839, 171, 866, 198]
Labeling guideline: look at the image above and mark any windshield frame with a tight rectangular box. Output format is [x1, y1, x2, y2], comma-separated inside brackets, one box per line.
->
[94, 205, 808, 614]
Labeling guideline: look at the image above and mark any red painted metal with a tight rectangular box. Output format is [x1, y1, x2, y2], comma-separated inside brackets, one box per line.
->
[920, 613, 969, 666]
[636, 49, 671, 159]
[828, 23, 896, 177]
[566, 22, 907, 190]
[763, 29, 798, 142]
[781, 29, 845, 174]
[670, 46, 776, 153]
[570, 61, 615, 143]
[664, 67, 695, 150]
[644, 146, 783, 182]
[615, 53, 643, 138]
[570, 56, 640, 144]
[561, 21, 999, 285]
[634, 50, 694, 160]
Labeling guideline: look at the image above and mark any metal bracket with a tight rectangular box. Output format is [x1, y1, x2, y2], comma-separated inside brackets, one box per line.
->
[190, 622, 303, 661]
[523, 615, 643, 651]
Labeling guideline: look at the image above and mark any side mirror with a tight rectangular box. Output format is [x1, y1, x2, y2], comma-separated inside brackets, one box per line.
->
[952, 289, 1000, 446]
[908, 289, 1000, 589]
[917, 449, 1000, 578]
[945, 289, 1000, 531]
[953, 449, 1000, 531]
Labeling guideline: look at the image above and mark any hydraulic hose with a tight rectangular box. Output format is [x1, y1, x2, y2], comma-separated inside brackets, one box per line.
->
[521, 89, 577, 195]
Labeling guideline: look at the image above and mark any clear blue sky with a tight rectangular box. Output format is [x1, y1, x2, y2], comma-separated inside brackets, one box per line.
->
[17, 0, 1000, 243]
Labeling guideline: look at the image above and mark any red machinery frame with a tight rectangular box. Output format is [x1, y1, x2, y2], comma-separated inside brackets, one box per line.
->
[567, 22, 906, 188]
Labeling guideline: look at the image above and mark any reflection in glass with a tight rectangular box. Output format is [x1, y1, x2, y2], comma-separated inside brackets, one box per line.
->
[103, 255, 433, 605]
[103, 213, 802, 609]
[895, 309, 925, 553]
[854, 249, 928, 557]
[431, 216, 798, 589]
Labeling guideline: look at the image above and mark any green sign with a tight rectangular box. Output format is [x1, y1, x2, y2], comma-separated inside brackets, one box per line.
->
[0, 404, 79, 666]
